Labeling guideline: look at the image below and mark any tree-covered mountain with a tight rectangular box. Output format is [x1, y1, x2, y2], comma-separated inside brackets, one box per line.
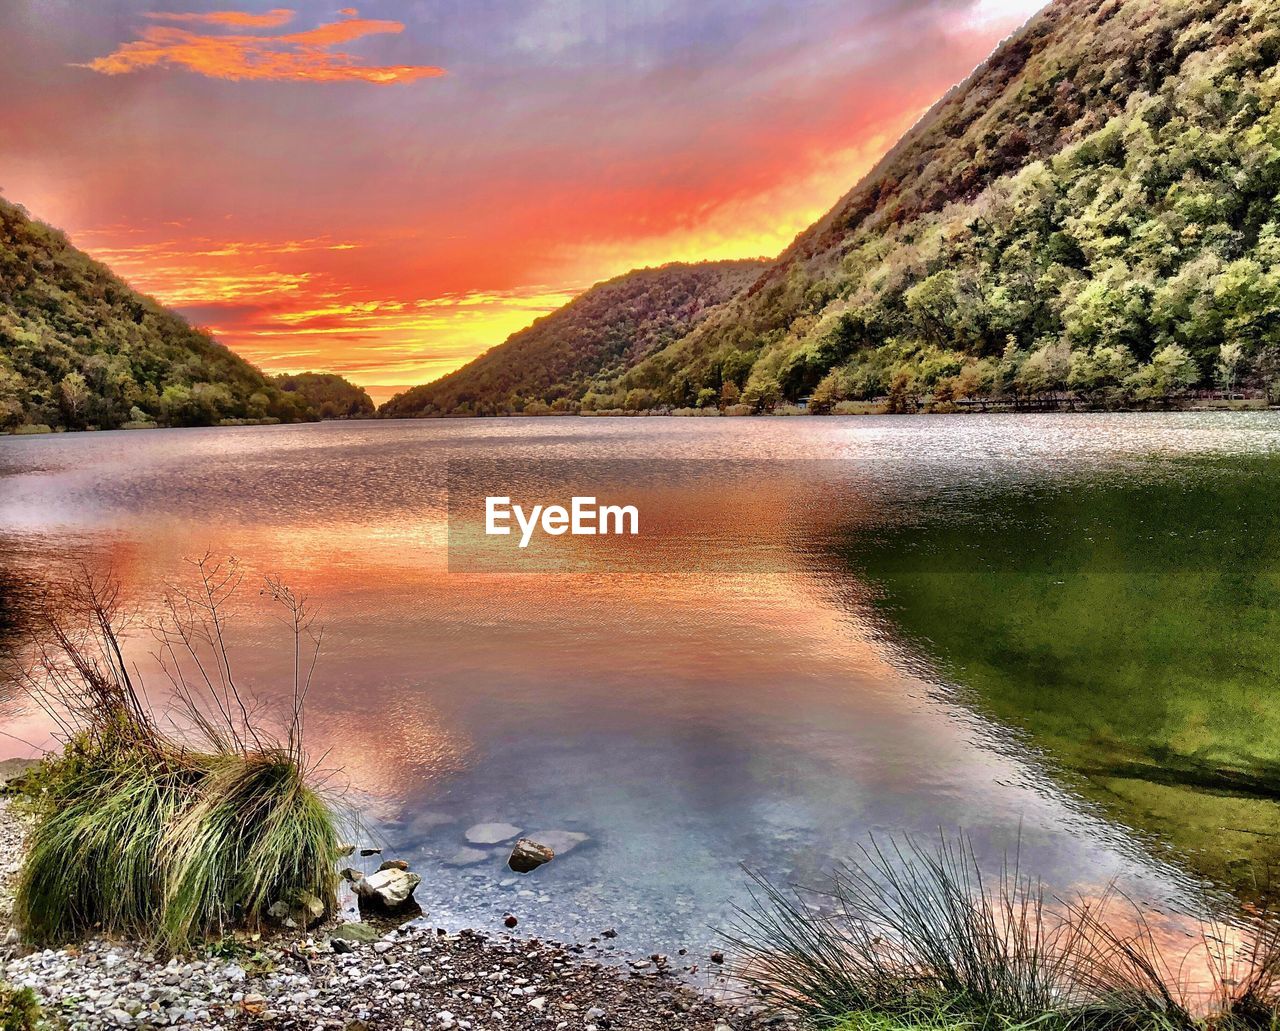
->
[610, 0, 1280, 413]
[379, 260, 766, 417]
[0, 196, 311, 431]
[274, 373, 375, 419]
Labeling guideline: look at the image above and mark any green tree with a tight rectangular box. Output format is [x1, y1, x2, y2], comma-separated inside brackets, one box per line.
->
[1068, 345, 1137, 408]
[58, 371, 90, 427]
[742, 373, 782, 412]
[1128, 345, 1201, 406]
[1253, 345, 1280, 404]
[1217, 341, 1246, 398]
[1016, 341, 1071, 400]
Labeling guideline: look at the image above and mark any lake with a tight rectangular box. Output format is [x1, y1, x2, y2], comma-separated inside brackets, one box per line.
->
[1, 414, 1277, 962]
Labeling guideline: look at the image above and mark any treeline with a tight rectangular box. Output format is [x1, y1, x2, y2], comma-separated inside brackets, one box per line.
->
[0, 196, 366, 432]
[607, 0, 1280, 414]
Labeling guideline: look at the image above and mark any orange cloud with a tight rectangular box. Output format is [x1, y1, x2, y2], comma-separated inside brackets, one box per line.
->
[82, 10, 444, 84]
[145, 8, 296, 28]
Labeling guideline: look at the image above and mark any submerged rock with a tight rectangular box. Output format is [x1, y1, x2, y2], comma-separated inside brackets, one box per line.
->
[443, 847, 490, 867]
[354, 867, 422, 912]
[507, 838, 555, 873]
[408, 810, 456, 836]
[528, 830, 589, 856]
[464, 822, 521, 846]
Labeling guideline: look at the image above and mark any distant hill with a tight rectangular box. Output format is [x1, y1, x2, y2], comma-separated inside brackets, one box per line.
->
[379, 260, 767, 417]
[275, 372, 375, 419]
[0, 196, 309, 431]
[612, 0, 1280, 412]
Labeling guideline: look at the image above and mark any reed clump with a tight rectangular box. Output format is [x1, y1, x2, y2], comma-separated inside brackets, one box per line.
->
[11, 558, 340, 950]
[723, 835, 1280, 1031]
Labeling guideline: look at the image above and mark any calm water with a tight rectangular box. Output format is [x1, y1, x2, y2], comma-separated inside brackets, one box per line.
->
[1, 414, 1277, 960]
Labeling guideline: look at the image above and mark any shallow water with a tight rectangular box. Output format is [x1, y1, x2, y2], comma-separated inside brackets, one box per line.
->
[1, 414, 1276, 958]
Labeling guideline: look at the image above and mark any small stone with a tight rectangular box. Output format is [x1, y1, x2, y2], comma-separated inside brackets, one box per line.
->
[504, 914, 518, 928]
[507, 838, 555, 873]
[335, 843, 356, 858]
[354, 867, 422, 912]
[331, 922, 381, 944]
[710, 951, 725, 964]
[360, 847, 383, 856]
[378, 858, 410, 872]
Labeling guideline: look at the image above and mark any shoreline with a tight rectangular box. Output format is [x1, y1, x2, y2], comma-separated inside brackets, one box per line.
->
[0, 800, 770, 1031]
[2, 403, 1277, 437]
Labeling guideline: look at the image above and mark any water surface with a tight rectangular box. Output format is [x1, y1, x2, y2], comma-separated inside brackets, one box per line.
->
[1, 414, 1276, 958]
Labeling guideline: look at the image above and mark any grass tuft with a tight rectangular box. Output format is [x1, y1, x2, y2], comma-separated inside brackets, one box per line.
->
[722, 834, 1280, 1031]
[12, 558, 341, 950]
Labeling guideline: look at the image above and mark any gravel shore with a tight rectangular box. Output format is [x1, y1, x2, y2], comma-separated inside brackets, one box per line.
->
[0, 800, 777, 1031]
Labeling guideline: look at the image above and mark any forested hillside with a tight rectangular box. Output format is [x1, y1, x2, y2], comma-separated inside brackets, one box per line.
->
[612, 0, 1280, 413]
[275, 372, 375, 419]
[380, 260, 765, 417]
[0, 196, 309, 431]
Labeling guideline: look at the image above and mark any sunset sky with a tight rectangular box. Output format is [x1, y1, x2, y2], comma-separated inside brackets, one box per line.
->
[0, 0, 1044, 403]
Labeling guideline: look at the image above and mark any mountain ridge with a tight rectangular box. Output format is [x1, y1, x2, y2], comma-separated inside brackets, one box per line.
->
[0, 196, 379, 431]
[619, 0, 1280, 412]
[379, 259, 767, 417]
[0, 195, 315, 430]
[384, 0, 1280, 416]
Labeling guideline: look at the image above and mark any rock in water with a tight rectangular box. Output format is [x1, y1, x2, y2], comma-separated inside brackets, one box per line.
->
[464, 822, 522, 845]
[508, 838, 555, 873]
[354, 867, 422, 912]
[443, 847, 490, 867]
[408, 810, 456, 836]
[528, 830, 589, 856]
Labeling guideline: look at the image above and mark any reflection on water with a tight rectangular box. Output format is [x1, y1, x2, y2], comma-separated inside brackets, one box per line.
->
[848, 453, 1280, 901]
[0, 414, 1277, 957]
